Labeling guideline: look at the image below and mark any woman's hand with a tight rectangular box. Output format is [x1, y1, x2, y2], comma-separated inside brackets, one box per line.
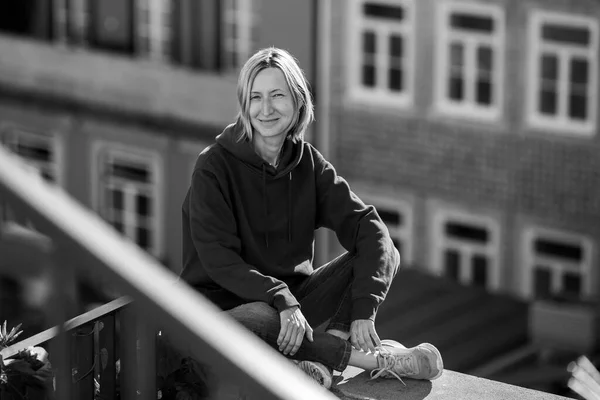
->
[351, 319, 381, 354]
[278, 306, 314, 356]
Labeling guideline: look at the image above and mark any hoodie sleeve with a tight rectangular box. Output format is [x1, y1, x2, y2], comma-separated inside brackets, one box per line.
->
[188, 164, 299, 312]
[313, 148, 400, 322]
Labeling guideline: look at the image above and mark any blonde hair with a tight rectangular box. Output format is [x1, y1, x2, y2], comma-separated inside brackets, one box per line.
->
[236, 47, 314, 142]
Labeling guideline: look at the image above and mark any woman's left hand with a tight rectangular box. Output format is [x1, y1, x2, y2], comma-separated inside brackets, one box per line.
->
[350, 319, 381, 354]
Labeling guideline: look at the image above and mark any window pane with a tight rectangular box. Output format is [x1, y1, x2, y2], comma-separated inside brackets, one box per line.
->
[450, 42, 464, 67]
[137, 194, 150, 217]
[389, 68, 403, 92]
[363, 31, 376, 54]
[450, 13, 494, 32]
[445, 222, 489, 243]
[569, 93, 587, 120]
[563, 273, 581, 297]
[472, 254, 487, 287]
[477, 46, 493, 73]
[539, 89, 557, 115]
[112, 220, 124, 233]
[570, 58, 588, 85]
[534, 267, 552, 299]
[477, 80, 492, 105]
[137, 226, 150, 249]
[110, 162, 150, 183]
[378, 208, 402, 226]
[110, 189, 123, 211]
[389, 35, 403, 57]
[363, 3, 404, 21]
[449, 77, 464, 100]
[15, 143, 52, 162]
[541, 54, 558, 80]
[444, 249, 460, 281]
[534, 238, 583, 262]
[542, 24, 590, 46]
[362, 66, 376, 87]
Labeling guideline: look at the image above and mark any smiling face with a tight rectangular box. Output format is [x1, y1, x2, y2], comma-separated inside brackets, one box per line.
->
[249, 67, 296, 140]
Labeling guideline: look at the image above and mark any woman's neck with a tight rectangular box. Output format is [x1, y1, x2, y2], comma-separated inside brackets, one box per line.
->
[253, 135, 285, 166]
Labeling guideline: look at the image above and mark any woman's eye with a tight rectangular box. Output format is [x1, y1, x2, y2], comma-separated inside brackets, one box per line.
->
[273, 93, 283, 98]
[250, 96, 260, 101]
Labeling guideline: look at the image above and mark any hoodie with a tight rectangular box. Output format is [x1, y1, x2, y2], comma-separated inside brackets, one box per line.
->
[180, 122, 399, 321]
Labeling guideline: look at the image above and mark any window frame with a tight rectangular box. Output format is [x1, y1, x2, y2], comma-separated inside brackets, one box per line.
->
[434, 1, 505, 121]
[359, 192, 414, 266]
[527, 10, 598, 135]
[91, 141, 164, 259]
[0, 125, 65, 224]
[136, 0, 172, 61]
[221, 0, 257, 73]
[521, 226, 594, 300]
[347, 0, 415, 107]
[431, 205, 501, 291]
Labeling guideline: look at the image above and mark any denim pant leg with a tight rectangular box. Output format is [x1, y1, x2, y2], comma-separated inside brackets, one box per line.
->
[294, 252, 355, 333]
[227, 302, 352, 372]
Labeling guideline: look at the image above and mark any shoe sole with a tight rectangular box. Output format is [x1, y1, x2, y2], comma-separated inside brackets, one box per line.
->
[380, 340, 444, 380]
[418, 342, 444, 380]
[297, 360, 333, 389]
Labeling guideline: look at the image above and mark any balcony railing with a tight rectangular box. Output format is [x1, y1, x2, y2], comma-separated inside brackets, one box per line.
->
[0, 144, 336, 399]
[0, 143, 579, 399]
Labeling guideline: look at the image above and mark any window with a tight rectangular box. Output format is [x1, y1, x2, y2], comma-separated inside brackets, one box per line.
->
[522, 227, 593, 300]
[432, 207, 500, 290]
[436, 2, 505, 119]
[348, 0, 414, 105]
[361, 194, 414, 266]
[54, 0, 90, 46]
[0, 127, 63, 223]
[93, 144, 163, 258]
[136, 0, 172, 61]
[528, 12, 598, 134]
[221, 0, 258, 72]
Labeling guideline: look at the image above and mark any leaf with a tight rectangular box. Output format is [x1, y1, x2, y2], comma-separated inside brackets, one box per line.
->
[7, 324, 22, 342]
[1, 320, 7, 338]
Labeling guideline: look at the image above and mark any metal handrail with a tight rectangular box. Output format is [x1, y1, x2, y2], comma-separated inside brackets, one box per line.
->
[0, 144, 337, 399]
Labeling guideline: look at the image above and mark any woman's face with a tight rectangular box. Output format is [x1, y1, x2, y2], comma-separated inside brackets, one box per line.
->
[249, 67, 295, 140]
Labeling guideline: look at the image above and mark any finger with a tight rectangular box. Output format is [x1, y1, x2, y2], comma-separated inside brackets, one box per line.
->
[277, 319, 290, 347]
[282, 323, 298, 355]
[370, 328, 382, 349]
[305, 324, 314, 342]
[290, 328, 305, 356]
[351, 330, 360, 350]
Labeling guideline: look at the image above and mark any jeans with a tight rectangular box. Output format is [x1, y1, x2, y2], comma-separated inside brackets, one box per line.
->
[227, 252, 360, 372]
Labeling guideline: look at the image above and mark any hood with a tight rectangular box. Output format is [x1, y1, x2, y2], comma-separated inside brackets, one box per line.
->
[215, 121, 304, 179]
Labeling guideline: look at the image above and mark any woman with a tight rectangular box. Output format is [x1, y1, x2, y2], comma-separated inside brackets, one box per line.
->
[180, 47, 443, 389]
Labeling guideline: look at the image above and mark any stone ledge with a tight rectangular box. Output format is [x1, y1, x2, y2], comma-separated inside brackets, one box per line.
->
[331, 367, 573, 400]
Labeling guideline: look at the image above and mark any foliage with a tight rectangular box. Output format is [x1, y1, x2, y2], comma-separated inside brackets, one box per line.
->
[0, 321, 54, 400]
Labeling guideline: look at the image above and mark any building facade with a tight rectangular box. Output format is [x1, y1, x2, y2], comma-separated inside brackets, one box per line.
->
[323, 0, 600, 304]
[0, 0, 319, 273]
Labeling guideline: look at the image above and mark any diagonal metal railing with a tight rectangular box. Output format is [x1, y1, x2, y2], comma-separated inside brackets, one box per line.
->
[0, 144, 337, 399]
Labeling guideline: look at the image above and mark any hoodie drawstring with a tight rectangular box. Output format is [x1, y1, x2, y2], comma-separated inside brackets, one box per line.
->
[262, 164, 269, 248]
[288, 172, 292, 243]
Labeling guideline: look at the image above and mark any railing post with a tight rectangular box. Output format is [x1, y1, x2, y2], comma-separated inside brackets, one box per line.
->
[48, 243, 78, 400]
[98, 313, 117, 398]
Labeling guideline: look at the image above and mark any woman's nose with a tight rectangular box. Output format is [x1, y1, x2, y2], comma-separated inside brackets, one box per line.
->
[261, 98, 273, 115]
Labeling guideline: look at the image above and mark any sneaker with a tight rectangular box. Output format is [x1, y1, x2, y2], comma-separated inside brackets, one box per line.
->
[370, 340, 444, 384]
[293, 360, 333, 389]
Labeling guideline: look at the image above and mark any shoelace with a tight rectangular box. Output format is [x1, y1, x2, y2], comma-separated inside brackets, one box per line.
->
[370, 348, 418, 386]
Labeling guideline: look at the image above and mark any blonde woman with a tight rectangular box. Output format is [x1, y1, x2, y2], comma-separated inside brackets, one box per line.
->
[181, 47, 443, 389]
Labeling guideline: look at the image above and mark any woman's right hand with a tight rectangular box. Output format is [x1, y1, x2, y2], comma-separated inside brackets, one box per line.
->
[278, 306, 314, 356]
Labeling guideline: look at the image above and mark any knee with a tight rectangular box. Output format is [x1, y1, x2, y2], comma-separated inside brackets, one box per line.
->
[228, 301, 278, 332]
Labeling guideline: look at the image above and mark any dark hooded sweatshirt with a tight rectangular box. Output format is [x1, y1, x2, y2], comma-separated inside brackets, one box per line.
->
[180, 122, 399, 321]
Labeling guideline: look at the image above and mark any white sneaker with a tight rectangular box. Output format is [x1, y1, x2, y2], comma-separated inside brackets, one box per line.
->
[370, 340, 444, 384]
[293, 360, 333, 389]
